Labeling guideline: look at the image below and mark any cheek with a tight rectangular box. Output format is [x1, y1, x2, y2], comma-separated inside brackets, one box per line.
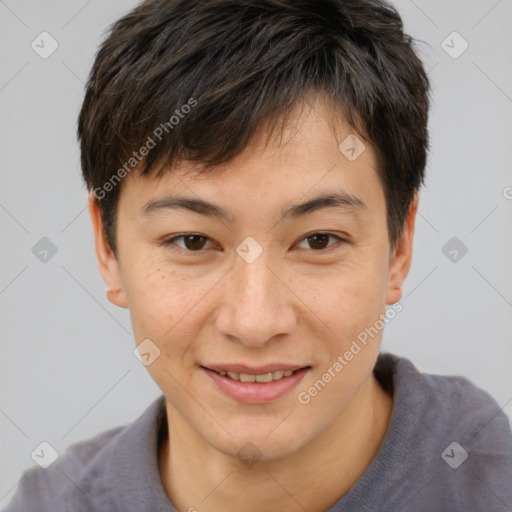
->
[122, 258, 188, 341]
[294, 255, 387, 338]
[123, 262, 208, 389]
[122, 256, 222, 349]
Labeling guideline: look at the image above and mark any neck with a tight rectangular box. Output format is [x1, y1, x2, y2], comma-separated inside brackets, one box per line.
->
[159, 373, 393, 512]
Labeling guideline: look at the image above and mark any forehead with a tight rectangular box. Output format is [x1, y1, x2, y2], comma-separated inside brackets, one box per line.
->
[119, 95, 384, 220]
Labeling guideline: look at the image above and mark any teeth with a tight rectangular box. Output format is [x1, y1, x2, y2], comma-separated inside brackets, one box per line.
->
[255, 373, 273, 383]
[216, 369, 300, 382]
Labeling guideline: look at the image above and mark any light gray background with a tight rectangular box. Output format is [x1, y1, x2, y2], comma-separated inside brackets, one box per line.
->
[1, 0, 511, 505]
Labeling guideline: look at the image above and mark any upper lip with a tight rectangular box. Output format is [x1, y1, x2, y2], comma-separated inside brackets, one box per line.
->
[202, 364, 311, 375]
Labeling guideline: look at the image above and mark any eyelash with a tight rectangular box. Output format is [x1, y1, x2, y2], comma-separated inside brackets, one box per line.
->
[160, 232, 346, 254]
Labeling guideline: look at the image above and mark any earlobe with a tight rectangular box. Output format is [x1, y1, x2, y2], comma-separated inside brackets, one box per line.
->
[88, 193, 128, 309]
[385, 194, 419, 306]
[106, 288, 127, 307]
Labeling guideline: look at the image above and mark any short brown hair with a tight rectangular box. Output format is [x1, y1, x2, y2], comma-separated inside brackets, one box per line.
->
[78, 0, 431, 255]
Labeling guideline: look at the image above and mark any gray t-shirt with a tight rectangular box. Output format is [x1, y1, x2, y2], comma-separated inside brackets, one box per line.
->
[4, 353, 512, 511]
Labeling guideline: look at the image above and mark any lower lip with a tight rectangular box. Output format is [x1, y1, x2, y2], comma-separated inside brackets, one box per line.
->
[201, 367, 310, 404]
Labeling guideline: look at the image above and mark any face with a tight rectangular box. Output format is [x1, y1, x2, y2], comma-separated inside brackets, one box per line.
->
[90, 96, 415, 462]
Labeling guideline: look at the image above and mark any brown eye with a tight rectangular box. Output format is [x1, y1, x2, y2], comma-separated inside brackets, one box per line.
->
[296, 233, 345, 251]
[164, 234, 212, 252]
[182, 235, 208, 250]
[307, 233, 330, 250]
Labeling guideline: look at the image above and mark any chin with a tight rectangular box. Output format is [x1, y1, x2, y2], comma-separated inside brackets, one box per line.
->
[208, 424, 310, 464]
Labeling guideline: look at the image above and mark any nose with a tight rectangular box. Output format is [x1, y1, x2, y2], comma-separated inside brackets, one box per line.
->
[214, 246, 297, 348]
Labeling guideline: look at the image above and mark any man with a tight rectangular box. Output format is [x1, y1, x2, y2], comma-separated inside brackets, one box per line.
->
[5, 0, 512, 510]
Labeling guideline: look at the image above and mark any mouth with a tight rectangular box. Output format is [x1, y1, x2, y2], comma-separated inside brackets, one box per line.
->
[200, 364, 312, 404]
[203, 366, 310, 383]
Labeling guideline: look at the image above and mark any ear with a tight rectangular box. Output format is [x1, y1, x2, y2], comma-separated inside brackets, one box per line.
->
[385, 193, 419, 305]
[88, 192, 128, 309]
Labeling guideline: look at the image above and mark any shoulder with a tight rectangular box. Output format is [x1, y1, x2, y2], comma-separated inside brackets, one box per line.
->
[3, 396, 166, 512]
[375, 353, 512, 510]
[377, 352, 511, 438]
[406, 357, 511, 440]
[3, 426, 123, 511]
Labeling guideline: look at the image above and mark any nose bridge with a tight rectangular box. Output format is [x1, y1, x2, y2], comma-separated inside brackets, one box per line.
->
[233, 234, 275, 302]
[216, 244, 295, 346]
[236, 248, 274, 307]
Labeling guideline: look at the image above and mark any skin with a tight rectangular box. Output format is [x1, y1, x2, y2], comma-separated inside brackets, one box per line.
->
[89, 95, 418, 512]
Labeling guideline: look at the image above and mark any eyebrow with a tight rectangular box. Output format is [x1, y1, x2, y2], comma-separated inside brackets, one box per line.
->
[141, 190, 367, 222]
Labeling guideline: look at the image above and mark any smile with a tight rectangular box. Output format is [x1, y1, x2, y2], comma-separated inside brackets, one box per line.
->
[212, 368, 301, 382]
[201, 365, 311, 404]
